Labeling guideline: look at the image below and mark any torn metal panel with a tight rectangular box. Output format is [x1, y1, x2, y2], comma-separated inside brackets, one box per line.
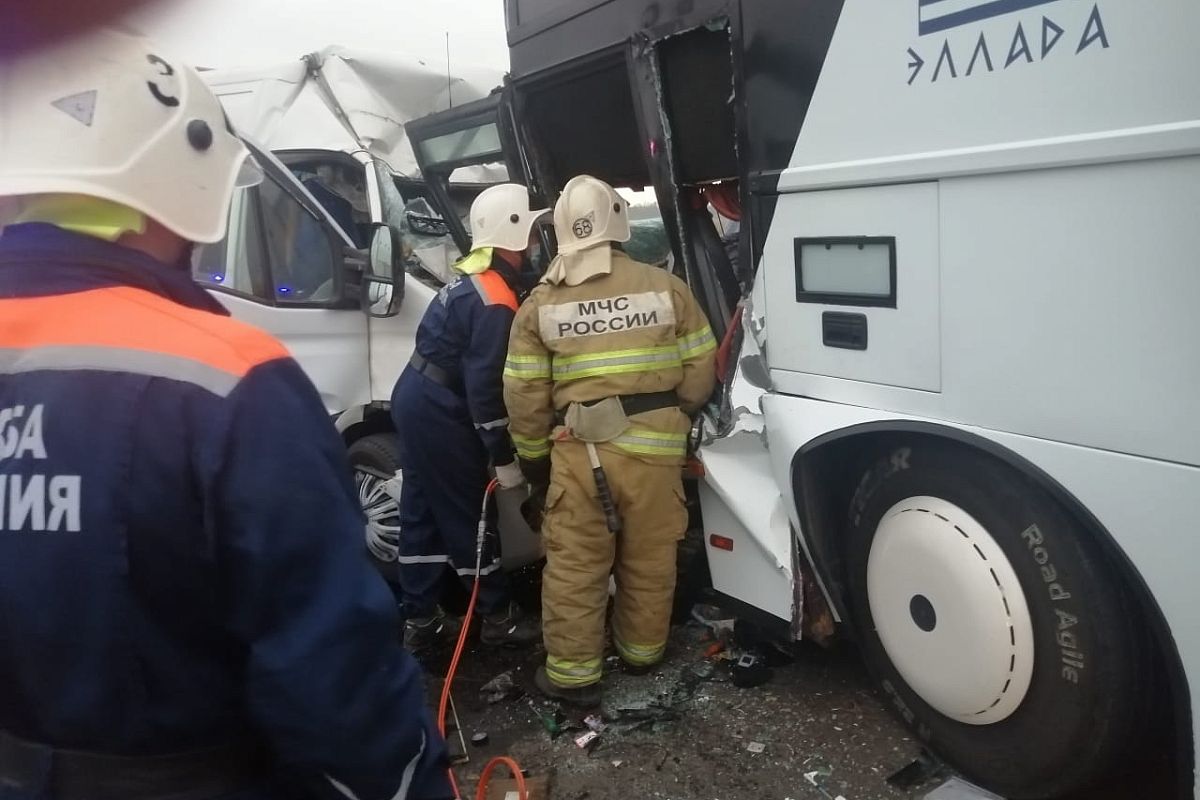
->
[203, 47, 502, 176]
[698, 287, 793, 624]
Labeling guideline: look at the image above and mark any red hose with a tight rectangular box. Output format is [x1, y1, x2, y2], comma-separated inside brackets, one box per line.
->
[436, 479, 527, 800]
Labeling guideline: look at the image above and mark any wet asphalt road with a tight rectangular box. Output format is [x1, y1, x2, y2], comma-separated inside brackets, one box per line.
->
[417, 610, 1174, 800]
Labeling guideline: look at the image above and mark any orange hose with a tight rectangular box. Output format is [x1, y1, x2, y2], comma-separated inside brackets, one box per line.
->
[475, 756, 528, 800]
[437, 479, 527, 800]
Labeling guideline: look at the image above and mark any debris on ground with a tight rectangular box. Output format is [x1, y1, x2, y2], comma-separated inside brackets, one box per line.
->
[483, 774, 551, 800]
[690, 602, 736, 638]
[470, 731, 489, 747]
[574, 730, 600, 751]
[803, 757, 839, 799]
[480, 670, 519, 704]
[729, 651, 774, 688]
[527, 699, 563, 739]
[435, 605, 937, 799]
[746, 741, 766, 754]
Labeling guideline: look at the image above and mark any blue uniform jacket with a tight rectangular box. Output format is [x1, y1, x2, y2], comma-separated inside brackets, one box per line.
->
[404, 264, 520, 466]
[0, 224, 451, 800]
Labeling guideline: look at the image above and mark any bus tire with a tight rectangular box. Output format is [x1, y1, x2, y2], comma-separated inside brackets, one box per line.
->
[348, 433, 405, 583]
[844, 439, 1140, 799]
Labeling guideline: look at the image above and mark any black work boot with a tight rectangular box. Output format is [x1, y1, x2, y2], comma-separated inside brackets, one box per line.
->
[403, 608, 461, 651]
[479, 602, 541, 646]
[534, 667, 602, 708]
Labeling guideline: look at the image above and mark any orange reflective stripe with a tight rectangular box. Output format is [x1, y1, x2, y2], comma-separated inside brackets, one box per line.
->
[0, 286, 290, 378]
[470, 270, 518, 312]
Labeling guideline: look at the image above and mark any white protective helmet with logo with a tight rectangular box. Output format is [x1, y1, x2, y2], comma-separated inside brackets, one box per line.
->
[0, 27, 258, 244]
[543, 175, 631, 286]
[469, 183, 550, 253]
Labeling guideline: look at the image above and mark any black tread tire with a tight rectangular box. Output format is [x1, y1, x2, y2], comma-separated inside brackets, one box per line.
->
[844, 440, 1141, 799]
[348, 432, 404, 474]
[348, 433, 405, 580]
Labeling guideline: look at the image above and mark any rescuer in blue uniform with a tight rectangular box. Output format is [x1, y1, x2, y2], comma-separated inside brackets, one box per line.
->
[0, 29, 450, 799]
[392, 184, 547, 649]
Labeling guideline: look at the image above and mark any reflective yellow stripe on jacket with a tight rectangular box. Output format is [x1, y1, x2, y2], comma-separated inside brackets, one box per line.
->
[511, 432, 550, 460]
[677, 325, 717, 360]
[551, 345, 681, 382]
[503, 353, 552, 380]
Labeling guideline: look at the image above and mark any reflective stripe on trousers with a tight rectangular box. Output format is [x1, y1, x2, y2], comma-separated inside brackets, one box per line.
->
[613, 637, 667, 667]
[540, 442, 687, 687]
[544, 656, 603, 688]
[610, 428, 687, 458]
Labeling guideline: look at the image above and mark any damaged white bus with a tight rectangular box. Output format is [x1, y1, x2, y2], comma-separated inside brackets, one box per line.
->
[405, 0, 1199, 796]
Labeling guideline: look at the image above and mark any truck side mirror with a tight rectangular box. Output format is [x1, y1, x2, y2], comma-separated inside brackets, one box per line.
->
[363, 224, 404, 318]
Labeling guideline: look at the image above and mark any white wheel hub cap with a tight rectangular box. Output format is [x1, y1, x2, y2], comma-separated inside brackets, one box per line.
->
[867, 496, 1034, 725]
[357, 468, 402, 563]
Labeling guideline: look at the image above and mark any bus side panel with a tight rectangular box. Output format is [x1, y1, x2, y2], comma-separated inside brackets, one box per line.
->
[938, 155, 1200, 467]
[786, 0, 1200, 181]
[761, 182, 942, 392]
[765, 156, 1200, 467]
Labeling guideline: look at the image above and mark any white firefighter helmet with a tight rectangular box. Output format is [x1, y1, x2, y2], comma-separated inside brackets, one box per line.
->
[0, 27, 258, 244]
[553, 175, 630, 255]
[543, 175, 631, 286]
[469, 183, 550, 253]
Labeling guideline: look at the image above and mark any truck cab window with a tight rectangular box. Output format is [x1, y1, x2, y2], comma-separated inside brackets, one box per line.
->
[258, 175, 338, 304]
[191, 187, 272, 302]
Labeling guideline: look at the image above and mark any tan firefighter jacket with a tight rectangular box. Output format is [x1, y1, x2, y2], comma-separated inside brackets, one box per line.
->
[503, 251, 718, 465]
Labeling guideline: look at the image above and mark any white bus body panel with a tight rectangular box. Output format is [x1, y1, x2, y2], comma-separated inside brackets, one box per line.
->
[764, 155, 1200, 467]
[762, 182, 942, 392]
[697, 435, 795, 624]
[783, 0, 1200, 192]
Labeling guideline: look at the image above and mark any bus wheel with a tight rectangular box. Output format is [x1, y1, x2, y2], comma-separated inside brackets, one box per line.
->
[348, 433, 405, 581]
[844, 440, 1141, 799]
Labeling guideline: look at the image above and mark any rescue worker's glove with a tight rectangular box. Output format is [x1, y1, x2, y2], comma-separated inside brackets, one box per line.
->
[518, 456, 551, 494]
[518, 456, 552, 532]
[494, 461, 526, 490]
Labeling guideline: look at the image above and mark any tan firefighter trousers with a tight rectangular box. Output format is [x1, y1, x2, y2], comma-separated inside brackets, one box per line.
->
[540, 440, 688, 688]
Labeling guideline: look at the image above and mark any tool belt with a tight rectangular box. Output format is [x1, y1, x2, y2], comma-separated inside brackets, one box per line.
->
[554, 391, 678, 426]
[0, 729, 269, 800]
[410, 352, 462, 393]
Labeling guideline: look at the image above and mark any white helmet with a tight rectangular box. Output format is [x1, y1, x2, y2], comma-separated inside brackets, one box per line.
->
[0, 27, 257, 244]
[469, 183, 549, 252]
[542, 175, 631, 286]
[553, 175, 630, 255]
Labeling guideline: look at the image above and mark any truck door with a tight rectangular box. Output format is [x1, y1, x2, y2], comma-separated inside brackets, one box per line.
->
[403, 93, 526, 259]
[192, 145, 372, 414]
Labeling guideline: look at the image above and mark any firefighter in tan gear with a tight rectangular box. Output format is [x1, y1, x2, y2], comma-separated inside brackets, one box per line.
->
[504, 175, 717, 705]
